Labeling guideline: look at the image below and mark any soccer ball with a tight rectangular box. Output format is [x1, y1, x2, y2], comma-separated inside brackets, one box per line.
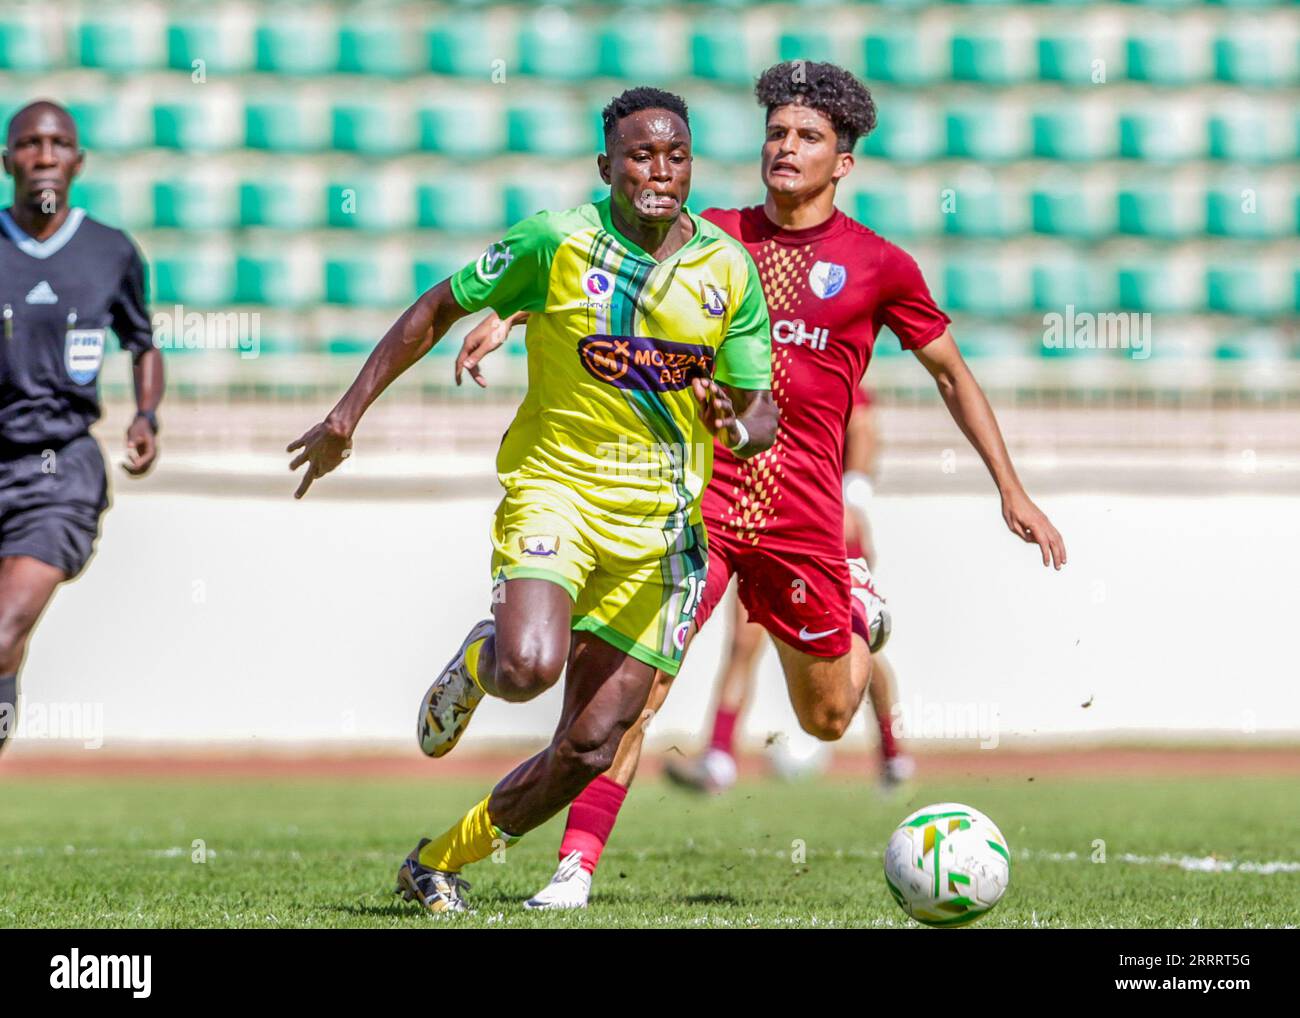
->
[883, 802, 1011, 927]
[764, 729, 831, 781]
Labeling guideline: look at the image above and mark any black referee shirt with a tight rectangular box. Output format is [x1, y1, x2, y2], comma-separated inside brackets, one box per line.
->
[0, 207, 153, 451]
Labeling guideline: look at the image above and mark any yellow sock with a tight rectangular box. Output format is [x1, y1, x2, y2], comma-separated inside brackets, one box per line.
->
[418, 795, 520, 873]
[463, 638, 488, 693]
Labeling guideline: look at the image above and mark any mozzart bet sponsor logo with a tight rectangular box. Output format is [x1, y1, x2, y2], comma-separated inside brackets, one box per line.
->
[578, 335, 715, 391]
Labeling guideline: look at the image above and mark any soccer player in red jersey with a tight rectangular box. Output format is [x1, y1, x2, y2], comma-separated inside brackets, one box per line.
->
[456, 62, 1066, 909]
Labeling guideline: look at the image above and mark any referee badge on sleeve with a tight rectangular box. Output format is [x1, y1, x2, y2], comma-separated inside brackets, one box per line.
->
[65, 329, 106, 385]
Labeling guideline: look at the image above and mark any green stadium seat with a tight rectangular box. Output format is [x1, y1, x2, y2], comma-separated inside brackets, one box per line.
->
[950, 27, 1034, 84]
[1116, 181, 1200, 239]
[153, 251, 237, 306]
[1208, 107, 1290, 163]
[75, 13, 165, 71]
[778, 30, 836, 65]
[416, 180, 504, 233]
[324, 333, 376, 357]
[600, 17, 685, 79]
[67, 99, 150, 152]
[326, 177, 416, 232]
[1114, 262, 1197, 314]
[691, 26, 754, 84]
[943, 255, 1028, 315]
[154, 97, 240, 152]
[1206, 265, 1290, 316]
[167, 13, 253, 74]
[338, 21, 421, 76]
[428, 17, 497, 77]
[863, 27, 945, 85]
[860, 98, 943, 162]
[517, 13, 598, 79]
[235, 250, 322, 307]
[1214, 330, 1288, 364]
[1214, 25, 1298, 86]
[1032, 105, 1117, 161]
[941, 178, 1025, 238]
[255, 13, 338, 75]
[0, 11, 51, 71]
[1038, 30, 1112, 84]
[1031, 179, 1114, 239]
[418, 96, 504, 156]
[685, 180, 750, 217]
[507, 98, 593, 157]
[1126, 27, 1210, 85]
[245, 96, 330, 153]
[239, 179, 324, 230]
[69, 180, 129, 228]
[413, 253, 471, 297]
[1032, 258, 1115, 312]
[691, 95, 764, 162]
[1205, 183, 1288, 238]
[504, 182, 579, 225]
[324, 256, 409, 307]
[946, 105, 1028, 161]
[955, 328, 1033, 362]
[153, 176, 238, 230]
[853, 184, 924, 239]
[332, 100, 416, 155]
[1119, 107, 1204, 162]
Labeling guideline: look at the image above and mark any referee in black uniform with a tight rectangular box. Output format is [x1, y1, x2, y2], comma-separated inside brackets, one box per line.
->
[0, 101, 163, 755]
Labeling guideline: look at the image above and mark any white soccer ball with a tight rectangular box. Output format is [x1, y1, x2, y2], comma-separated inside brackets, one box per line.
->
[765, 730, 831, 781]
[883, 802, 1011, 927]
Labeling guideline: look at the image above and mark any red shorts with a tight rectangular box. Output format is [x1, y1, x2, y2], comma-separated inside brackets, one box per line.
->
[695, 528, 855, 658]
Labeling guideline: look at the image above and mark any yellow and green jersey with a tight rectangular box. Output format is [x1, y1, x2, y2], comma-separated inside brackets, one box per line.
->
[450, 196, 771, 529]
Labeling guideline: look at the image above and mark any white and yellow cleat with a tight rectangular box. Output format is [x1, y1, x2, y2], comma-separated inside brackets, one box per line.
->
[523, 850, 592, 911]
[395, 839, 472, 914]
[848, 557, 891, 653]
[418, 618, 494, 758]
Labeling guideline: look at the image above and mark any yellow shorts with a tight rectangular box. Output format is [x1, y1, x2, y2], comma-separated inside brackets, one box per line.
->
[490, 481, 708, 675]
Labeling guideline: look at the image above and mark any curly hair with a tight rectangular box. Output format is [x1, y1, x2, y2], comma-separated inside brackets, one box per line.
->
[601, 86, 690, 145]
[754, 61, 877, 152]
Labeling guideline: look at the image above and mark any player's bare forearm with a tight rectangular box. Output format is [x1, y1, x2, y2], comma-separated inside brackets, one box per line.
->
[327, 279, 468, 436]
[844, 403, 878, 478]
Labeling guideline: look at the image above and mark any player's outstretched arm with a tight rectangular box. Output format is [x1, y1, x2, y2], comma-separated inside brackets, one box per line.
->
[913, 332, 1066, 569]
[288, 279, 470, 498]
[692, 379, 777, 460]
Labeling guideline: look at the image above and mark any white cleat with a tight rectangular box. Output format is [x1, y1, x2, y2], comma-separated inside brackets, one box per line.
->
[523, 850, 592, 910]
[881, 753, 917, 791]
[418, 618, 494, 758]
[848, 557, 891, 653]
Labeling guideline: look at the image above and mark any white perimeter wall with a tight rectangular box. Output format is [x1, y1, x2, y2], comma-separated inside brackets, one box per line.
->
[19, 487, 1300, 746]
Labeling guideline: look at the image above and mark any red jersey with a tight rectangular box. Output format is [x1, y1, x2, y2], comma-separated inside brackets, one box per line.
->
[700, 205, 950, 558]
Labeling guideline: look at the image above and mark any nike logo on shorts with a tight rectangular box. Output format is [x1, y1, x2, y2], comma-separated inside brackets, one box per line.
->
[798, 626, 840, 642]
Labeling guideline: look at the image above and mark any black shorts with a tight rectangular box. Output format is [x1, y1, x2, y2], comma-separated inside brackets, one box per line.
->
[0, 434, 109, 578]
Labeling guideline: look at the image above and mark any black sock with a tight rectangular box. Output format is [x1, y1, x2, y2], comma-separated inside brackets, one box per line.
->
[0, 674, 16, 755]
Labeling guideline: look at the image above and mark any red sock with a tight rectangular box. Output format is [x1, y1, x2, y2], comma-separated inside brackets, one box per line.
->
[877, 708, 899, 759]
[559, 775, 628, 875]
[709, 706, 739, 756]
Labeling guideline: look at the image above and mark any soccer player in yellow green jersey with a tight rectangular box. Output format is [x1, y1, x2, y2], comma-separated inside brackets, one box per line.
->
[287, 87, 778, 913]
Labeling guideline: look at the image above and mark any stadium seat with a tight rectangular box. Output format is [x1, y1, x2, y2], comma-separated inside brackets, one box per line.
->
[1116, 180, 1200, 238]
[941, 175, 1026, 238]
[152, 251, 237, 306]
[416, 180, 505, 233]
[255, 12, 338, 75]
[691, 26, 754, 84]
[167, 12, 254, 74]
[950, 25, 1035, 84]
[1213, 329, 1288, 364]
[239, 178, 325, 230]
[327, 176, 417, 231]
[860, 98, 943, 163]
[600, 17, 685, 79]
[942, 255, 1029, 316]
[245, 95, 330, 153]
[1214, 24, 1299, 86]
[0, 10, 52, 71]
[517, 11, 599, 79]
[235, 248, 322, 308]
[1114, 261, 1199, 314]
[853, 184, 923, 239]
[1119, 106, 1205, 162]
[153, 95, 241, 152]
[338, 20, 421, 76]
[332, 99, 416, 155]
[324, 255, 410, 307]
[1032, 104, 1118, 161]
[1031, 178, 1115, 238]
[153, 175, 239, 231]
[691, 95, 764, 162]
[1037, 29, 1116, 84]
[1032, 256, 1115, 312]
[1205, 183, 1288, 238]
[778, 30, 836, 66]
[862, 26, 946, 85]
[503, 182, 582, 225]
[74, 12, 165, 71]
[1205, 264, 1291, 316]
[1208, 106, 1291, 163]
[428, 16, 498, 77]
[946, 104, 1028, 161]
[67, 98, 150, 152]
[1125, 26, 1212, 85]
[413, 253, 471, 297]
[507, 97, 593, 157]
[418, 95, 505, 157]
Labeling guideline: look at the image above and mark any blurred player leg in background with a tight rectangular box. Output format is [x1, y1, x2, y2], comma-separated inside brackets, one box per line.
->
[0, 557, 64, 756]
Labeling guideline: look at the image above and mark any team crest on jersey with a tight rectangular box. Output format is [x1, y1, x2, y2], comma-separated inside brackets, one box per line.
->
[580, 267, 614, 300]
[477, 241, 513, 282]
[808, 261, 847, 299]
[519, 534, 560, 557]
[65, 329, 106, 386]
[699, 282, 727, 318]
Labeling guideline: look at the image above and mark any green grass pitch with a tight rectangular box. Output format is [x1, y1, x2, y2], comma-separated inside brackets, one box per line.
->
[1, 774, 1296, 928]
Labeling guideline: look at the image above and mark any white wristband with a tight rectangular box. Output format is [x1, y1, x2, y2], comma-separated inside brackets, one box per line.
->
[843, 470, 874, 513]
[727, 418, 750, 452]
